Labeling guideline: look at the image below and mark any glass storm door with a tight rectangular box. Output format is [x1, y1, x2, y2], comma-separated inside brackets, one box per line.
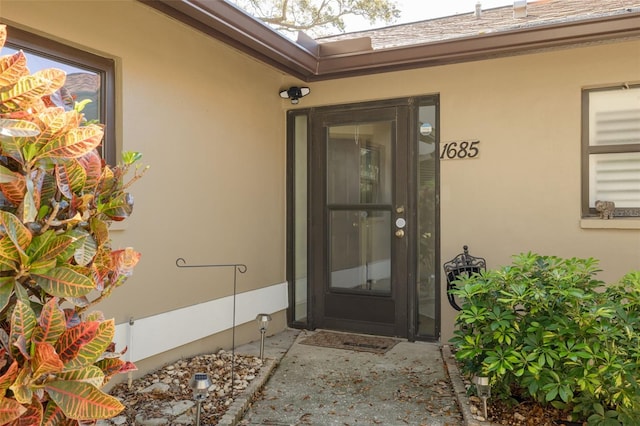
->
[311, 107, 409, 337]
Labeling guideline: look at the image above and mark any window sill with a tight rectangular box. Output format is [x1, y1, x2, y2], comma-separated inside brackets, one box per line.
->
[580, 218, 640, 230]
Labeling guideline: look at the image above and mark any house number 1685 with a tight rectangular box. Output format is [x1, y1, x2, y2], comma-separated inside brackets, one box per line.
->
[439, 141, 480, 160]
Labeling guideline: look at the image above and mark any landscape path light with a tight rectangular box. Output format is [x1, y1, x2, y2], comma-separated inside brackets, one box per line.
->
[475, 376, 491, 420]
[255, 313, 272, 361]
[190, 372, 211, 426]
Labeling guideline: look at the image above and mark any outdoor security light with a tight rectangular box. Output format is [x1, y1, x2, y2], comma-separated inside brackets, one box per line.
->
[255, 313, 272, 361]
[190, 372, 211, 426]
[475, 376, 491, 420]
[279, 86, 310, 104]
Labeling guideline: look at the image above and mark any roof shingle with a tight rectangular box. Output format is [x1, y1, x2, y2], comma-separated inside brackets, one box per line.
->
[319, 0, 640, 50]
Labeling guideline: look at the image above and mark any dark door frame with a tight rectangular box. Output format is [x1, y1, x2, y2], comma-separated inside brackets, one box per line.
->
[286, 96, 440, 342]
[310, 106, 409, 337]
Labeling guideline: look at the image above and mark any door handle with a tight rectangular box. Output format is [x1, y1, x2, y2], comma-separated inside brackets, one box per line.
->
[395, 229, 405, 238]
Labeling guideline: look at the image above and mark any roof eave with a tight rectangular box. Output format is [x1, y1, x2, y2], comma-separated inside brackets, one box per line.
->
[139, 0, 318, 80]
[138, 1, 640, 82]
[315, 13, 640, 80]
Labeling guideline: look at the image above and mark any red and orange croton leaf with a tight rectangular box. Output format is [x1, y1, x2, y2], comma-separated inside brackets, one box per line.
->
[0, 50, 28, 88]
[111, 247, 141, 280]
[9, 300, 37, 359]
[34, 109, 84, 152]
[37, 125, 103, 160]
[0, 360, 19, 396]
[0, 237, 20, 272]
[64, 320, 114, 371]
[0, 397, 27, 424]
[32, 342, 64, 378]
[32, 267, 95, 299]
[44, 380, 124, 420]
[33, 298, 66, 345]
[0, 24, 143, 424]
[0, 211, 32, 255]
[55, 322, 99, 364]
[9, 366, 33, 405]
[0, 172, 25, 206]
[40, 400, 67, 426]
[6, 397, 43, 426]
[0, 70, 64, 114]
[94, 357, 136, 382]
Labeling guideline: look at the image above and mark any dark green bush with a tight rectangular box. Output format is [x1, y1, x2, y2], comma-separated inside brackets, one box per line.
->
[449, 253, 640, 426]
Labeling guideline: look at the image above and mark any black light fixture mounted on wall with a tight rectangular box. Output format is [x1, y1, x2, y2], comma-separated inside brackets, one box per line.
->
[279, 86, 310, 104]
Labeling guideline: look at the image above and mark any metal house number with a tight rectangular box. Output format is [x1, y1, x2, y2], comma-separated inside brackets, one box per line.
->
[440, 140, 480, 160]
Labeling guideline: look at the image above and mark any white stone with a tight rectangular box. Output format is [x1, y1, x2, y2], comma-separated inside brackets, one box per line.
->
[135, 414, 169, 426]
[140, 382, 171, 394]
[162, 400, 194, 416]
[111, 416, 128, 425]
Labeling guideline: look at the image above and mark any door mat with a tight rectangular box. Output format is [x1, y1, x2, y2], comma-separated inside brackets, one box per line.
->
[299, 331, 401, 354]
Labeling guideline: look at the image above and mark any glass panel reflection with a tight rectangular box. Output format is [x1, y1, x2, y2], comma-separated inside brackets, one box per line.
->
[327, 122, 392, 205]
[417, 104, 437, 336]
[329, 210, 391, 294]
[293, 115, 308, 322]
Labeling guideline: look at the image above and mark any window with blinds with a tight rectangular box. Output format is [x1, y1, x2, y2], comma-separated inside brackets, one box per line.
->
[583, 85, 640, 217]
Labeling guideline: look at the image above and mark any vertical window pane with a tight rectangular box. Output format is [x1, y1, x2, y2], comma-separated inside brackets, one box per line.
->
[417, 104, 437, 337]
[293, 115, 308, 322]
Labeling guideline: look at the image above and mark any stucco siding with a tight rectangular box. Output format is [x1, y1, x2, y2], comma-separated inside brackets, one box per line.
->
[1, 0, 639, 363]
[1, 0, 290, 374]
[300, 40, 640, 341]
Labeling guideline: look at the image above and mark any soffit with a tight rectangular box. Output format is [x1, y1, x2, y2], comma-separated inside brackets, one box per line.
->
[139, 0, 640, 81]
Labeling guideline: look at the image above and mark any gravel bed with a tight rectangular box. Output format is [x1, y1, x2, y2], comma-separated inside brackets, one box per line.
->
[107, 350, 263, 425]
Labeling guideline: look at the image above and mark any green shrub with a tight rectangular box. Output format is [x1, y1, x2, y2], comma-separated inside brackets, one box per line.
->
[449, 253, 640, 425]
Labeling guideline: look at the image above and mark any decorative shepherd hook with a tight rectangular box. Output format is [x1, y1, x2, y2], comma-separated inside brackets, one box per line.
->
[175, 258, 248, 398]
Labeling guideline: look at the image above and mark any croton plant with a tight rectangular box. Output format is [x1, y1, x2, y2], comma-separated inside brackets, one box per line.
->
[0, 24, 145, 424]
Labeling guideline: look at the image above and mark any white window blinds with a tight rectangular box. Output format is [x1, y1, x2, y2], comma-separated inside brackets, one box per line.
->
[588, 88, 640, 210]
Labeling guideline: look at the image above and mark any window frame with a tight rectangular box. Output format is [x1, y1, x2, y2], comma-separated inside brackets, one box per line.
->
[4, 25, 116, 165]
[581, 83, 640, 218]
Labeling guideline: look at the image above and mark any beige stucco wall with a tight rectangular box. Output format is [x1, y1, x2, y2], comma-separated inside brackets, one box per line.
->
[300, 39, 640, 341]
[1, 0, 639, 371]
[0, 0, 289, 376]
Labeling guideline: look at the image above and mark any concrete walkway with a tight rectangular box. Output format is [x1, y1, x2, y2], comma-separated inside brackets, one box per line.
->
[235, 329, 469, 426]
